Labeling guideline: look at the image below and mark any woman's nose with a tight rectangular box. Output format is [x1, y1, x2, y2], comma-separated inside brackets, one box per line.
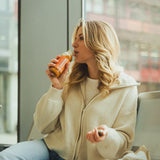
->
[72, 41, 78, 48]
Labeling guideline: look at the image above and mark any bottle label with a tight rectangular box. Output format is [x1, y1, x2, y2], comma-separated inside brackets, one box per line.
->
[49, 51, 72, 77]
[55, 56, 69, 74]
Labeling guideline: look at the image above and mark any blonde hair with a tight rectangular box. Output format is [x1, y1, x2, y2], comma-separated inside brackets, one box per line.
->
[68, 20, 121, 95]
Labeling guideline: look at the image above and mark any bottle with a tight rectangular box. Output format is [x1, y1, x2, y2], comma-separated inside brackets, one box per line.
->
[49, 50, 72, 77]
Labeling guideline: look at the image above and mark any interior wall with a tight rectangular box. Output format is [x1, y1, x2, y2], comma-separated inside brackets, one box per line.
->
[19, 0, 67, 141]
[19, 0, 82, 142]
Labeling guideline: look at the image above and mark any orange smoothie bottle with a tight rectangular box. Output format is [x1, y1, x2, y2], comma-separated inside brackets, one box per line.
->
[49, 50, 72, 77]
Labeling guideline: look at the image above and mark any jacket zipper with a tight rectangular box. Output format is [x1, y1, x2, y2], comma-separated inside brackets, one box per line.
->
[73, 97, 102, 159]
[73, 82, 101, 159]
[72, 103, 85, 160]
[72, 84, 86, 160]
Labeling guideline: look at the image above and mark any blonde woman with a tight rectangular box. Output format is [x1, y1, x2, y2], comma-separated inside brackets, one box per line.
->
[0, 20, 146, 160]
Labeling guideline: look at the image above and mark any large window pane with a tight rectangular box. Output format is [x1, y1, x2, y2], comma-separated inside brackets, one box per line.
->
[150, 6, 160, 24]
[93, 0, 103, 14]
[105, 0, 115, 16]
[0, 0, 18, 144]
[129, 1, 148, 22]
[85, 0, 160, 92]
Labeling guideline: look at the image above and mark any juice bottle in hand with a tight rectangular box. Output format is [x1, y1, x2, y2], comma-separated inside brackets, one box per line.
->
[49, 50, 72, 77]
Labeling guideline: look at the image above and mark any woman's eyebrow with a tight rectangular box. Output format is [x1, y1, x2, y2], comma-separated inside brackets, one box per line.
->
[79, 33, 83, 37]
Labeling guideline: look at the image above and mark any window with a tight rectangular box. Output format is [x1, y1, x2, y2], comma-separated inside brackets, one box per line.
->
[93, 0, 103, 14]
[0, 0, 18, 145]
[105, 0, 115, 17]
[150, 6, 160, 24]
[129, 2, 148, 22]
[118, 0, 126, 18]
[86, 0, 92, 13]
[85, 0, 160, 92]
[0, 0, 8, 11]
[0, 20, 9, 49]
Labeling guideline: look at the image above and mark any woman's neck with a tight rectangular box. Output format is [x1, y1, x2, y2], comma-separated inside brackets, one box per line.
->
[87, 63, 99, 79]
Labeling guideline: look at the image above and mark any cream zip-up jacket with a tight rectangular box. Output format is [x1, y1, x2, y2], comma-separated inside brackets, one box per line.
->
[34, 72, 139, 160]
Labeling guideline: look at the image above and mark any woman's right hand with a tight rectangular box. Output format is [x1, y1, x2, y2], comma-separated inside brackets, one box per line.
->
[86, 125, 108, 143]
[46, 56, 70, 90]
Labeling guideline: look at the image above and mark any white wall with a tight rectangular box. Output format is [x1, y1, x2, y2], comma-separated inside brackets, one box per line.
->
[19, 0, 82, 141]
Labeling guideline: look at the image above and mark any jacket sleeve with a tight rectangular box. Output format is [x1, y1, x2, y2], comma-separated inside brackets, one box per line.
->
[96, 86, 138, 159]
[33, 86, 64, 134]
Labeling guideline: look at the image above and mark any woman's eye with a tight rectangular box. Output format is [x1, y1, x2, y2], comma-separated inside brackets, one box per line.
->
[80, 37, 84, 40]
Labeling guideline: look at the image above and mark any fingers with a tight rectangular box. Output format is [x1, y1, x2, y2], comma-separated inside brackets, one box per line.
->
[45, 70, 55, 78]
[56, 55, 61, 60]
[86, 128, 102, 143]
[94, 128, 101, 141]
[97, 125, 108, 137]
[86, 125, 108, 143]
[46, 56, 70, 90]
[50, 58, 59, 63]
[86, 129, 96, 143]
[48, 57, 60, 69]
[56, 62, 70, 80]
[48, 58, 70, 75]
[48, 59, 58, 69]
[48, 62, 54, 69]
[50, 55, 60, 62]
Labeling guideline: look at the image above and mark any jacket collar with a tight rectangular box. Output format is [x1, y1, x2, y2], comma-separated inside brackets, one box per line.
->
[110, 72, 140, 89]
[80, 72, 140, 91]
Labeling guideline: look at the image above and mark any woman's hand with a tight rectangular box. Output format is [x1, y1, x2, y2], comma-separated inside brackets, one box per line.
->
[86, 125, 108, 143]
[46, 55, 70, 90]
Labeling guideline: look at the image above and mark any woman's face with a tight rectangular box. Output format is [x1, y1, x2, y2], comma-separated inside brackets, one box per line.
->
[72, 27, 95, 65]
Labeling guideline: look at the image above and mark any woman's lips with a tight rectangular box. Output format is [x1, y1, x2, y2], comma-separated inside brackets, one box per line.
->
[73, 50, 79, 56]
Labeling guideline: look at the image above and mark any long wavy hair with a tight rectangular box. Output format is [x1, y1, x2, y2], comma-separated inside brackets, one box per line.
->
[67, 20, 121, 95]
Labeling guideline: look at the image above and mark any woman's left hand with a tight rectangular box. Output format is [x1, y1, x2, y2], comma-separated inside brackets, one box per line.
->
[86, 125, 108, 143]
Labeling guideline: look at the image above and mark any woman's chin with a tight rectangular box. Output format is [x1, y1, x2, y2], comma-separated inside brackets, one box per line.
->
[74, 57, 84, 64]
[74, 57, 79, 63]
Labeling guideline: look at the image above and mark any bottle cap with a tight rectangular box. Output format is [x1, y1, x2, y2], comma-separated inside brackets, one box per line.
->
[63, 50, 72, 61]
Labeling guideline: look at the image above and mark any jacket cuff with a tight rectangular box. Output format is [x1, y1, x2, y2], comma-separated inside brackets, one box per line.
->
[47, 85, 63, 100]
[96, 128, 122, 159]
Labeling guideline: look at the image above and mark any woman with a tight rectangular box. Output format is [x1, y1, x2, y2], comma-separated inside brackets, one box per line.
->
[0, 20, 140, 160]
[34, 20, 139, 159]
